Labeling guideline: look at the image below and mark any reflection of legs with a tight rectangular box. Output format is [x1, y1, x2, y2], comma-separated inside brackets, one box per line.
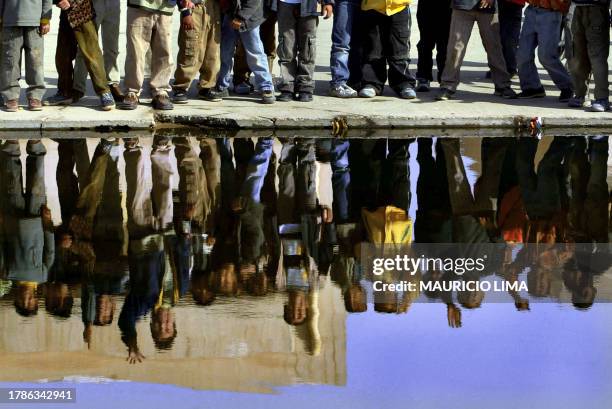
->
[330, 140, 351, 223]
[0, 142, 25, 215]
[217, 138, 236, 210]
[56, 140, 81, 223]
[95, 140, 123, 237]
[241, 138, 273, 204]
[296, 140, 317, 215]
[440, 138, 475, 215]
[174, 137, 208, 225]
[585, 136, 609, 242]
[25, 141, 47, 216]
[151, 138, 174, 231]
[124, 140, 155, 236]
[199, 138, 221, 225]
[76, 140, 112, 222]
[278, 141, 297, 225]
[385, 139, 412, 212]
[474, 138, 509, 213]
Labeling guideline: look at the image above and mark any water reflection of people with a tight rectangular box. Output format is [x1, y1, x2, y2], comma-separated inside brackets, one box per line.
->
[0, 140, 54, 317]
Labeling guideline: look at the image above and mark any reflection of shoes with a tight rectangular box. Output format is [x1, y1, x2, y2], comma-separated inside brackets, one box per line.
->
[359, 86, 377, 98]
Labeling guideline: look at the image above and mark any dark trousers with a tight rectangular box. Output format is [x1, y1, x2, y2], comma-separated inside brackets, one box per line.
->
[55, 11, 109, 97]
[416, 0, 452, 82]
[361, 7, 416, 94]
[498, 0, 523, 75]
[233, 14, 277, 86]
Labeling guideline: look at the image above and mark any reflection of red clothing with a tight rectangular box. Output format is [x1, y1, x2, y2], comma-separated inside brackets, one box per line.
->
[504, 0, 526, 5]
[499, 186, 527, 244]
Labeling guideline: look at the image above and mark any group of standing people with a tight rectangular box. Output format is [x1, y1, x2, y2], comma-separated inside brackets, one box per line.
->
[0, 0, 610, 111]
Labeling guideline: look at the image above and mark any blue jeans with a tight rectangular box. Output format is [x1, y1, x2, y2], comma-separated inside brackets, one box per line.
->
[517, 6, 573, 92]
[330, 140, 350, 222]
[241, 138, 273, 203]
[330, 0, 361, 87]
[217, 15, 274, 92]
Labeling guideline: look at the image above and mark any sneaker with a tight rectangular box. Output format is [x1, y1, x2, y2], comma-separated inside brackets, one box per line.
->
[234, 81, 253, 95]
[199, 88, 223, 102]
[359, 86, 377, 98]
[297, 92, 313, 102]
[399, 87, 417, 99]
[44, 92, 73, 106]
[559, 89, 573, 103]
[589, 99, 609, 112]
[416, 79, 430, 92]
[261, 90, 276, 104]
[119, 92, 139, 110]
[209, 87, 229, 101]
[568, 95, 585, 108]
[152, 93, 174, 110]
[109, 84, 124, 103]
[173, 89, 189, 104]
[27, 98, 43, 111]
[329, 84, 358, 98]
[517, 87, 546, 99]
[435, 88, 455, 101]
[4, 99, 18, 112]
[276, 91, 294, 102]
[494, 87, 517, 99]
[100, 92, 115, 111]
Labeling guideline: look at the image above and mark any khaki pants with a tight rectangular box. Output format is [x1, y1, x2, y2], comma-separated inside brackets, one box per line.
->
[440, 9, 511, 92]
[173, 2, 221, 91]
[124, 7, 173, 97]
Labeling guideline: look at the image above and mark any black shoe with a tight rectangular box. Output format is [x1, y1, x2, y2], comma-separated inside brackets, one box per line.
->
[435, 88, 455, 101]
[262, 90, 276, 104]
[152, 93, 174, 110]
[517, 87, 546, 99]
[173, 89, 189, 104]
[109, 84, 124, 103]
[297, 92, 313, 102]
[276, 91, 294, 102]
[44, 92, 73, 106]
[209, 87, 229, 101]
[559, 88, 573, 103]
[494, 87, 517, 99]
[199, 88, 223, 102]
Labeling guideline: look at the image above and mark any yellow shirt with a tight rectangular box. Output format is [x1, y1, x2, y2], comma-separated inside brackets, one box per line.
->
[362, 0, 410, 16]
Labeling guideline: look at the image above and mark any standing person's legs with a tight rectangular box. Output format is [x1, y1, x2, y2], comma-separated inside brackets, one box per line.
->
[124, 7, 154, 96]
[173, 5, 206, 92]
[435, 0, 452, 83]
[416, 0, 436, 82]
[517, 6, 541, 91]
[295, 16, 318, 95]
[102, 0, 121, 86]
[23, 27, 46, 101]
[440, 9, 475, 92]
[260, 14, 278, 74]
[277, 2, 299, 94]
[583, 5, 609, 101]
[216, 15, 239, 91]
[330, 0, 359, 87]
[568, 6, 590, 99]
[55, 11, 79, 97]
[73, 20, 110, 96]
[73, 0, 107, 95]
[361, 10, 387, 94]
[149, 13, 174, 97]
[239, 26, 274, 91]
[386, 7, 416, 93]
[0, 28, 24, 102]
[475, 12, 511, 90]
[535, 9, 573, 92]
[198, 1, 222, 90]
[498, 0, 523, 76]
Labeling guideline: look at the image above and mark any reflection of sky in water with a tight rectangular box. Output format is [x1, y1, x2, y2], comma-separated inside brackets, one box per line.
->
[3, 303, 610, 409]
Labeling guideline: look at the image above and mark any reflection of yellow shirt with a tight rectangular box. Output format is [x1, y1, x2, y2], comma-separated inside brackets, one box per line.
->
[362, 0, 410, 16]
[362, 206, 413, 245]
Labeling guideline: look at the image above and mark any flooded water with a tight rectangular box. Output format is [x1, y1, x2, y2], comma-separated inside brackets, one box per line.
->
[0, 134, 611, 409]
